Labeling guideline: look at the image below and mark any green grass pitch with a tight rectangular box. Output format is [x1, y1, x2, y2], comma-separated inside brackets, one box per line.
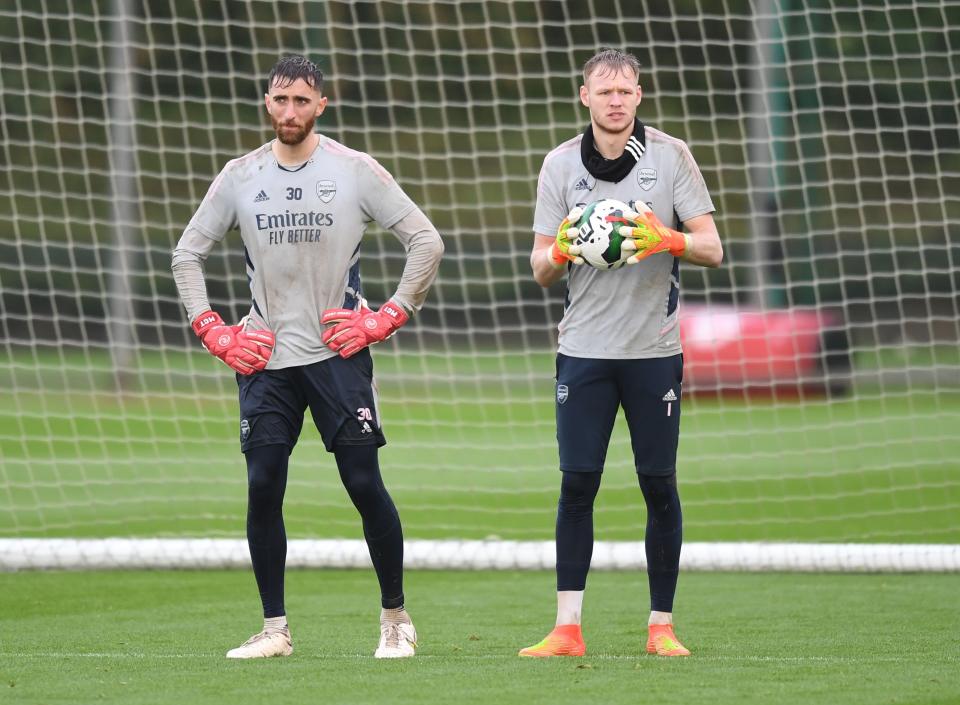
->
[2, 350, 959, 703]
[2, 569, 958, 705]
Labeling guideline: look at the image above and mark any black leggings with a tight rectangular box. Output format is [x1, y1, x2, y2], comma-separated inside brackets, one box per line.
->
[244, 442, 405, 617]
[333, 444, 405, 609]
[556, 470, 683, 612]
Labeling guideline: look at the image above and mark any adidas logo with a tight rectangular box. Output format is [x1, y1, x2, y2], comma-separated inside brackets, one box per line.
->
[662, 389, 677, 402]
[361, 421, 372, 434]
[574, 177, 590, 191]
[253, 190, 270, 203]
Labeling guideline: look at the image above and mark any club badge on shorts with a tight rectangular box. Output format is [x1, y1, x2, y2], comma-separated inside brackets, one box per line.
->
[557, 384, 569, 404]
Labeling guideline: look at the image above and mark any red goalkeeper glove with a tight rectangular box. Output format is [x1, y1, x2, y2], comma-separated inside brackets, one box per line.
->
[618, 201, 690, 264]
[191, 311, 275, 375]
[320, 299, 409, 359]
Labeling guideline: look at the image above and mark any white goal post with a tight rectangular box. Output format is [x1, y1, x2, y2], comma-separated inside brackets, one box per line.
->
[3, 539, 959, 572]
[1, 2, 958, 572]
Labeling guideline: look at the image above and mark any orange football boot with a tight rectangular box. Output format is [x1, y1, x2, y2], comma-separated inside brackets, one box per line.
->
[646, 624, 690, 656]
[518, 624, 586, 657]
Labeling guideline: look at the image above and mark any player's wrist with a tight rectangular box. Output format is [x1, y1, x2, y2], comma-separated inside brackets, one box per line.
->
[191, 310, 224, 337]
[669, 231, 691, 258]
[546, 242, 568, 269]
[379, 299, 410, 330]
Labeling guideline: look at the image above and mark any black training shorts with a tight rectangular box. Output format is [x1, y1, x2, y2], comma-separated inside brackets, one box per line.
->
[555, 352, 683, 475]
[235, 348, 386, 453]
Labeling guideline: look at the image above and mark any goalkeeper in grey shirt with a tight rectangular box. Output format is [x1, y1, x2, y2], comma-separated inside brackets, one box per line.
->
[519, 49, 723, 658]
[172, 55, 443, 660]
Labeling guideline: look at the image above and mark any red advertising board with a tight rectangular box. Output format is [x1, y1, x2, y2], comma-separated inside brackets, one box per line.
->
[680, 305, 850, 396]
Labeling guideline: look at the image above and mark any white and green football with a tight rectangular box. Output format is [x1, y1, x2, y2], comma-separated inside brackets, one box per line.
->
[573, 198, 632, 270]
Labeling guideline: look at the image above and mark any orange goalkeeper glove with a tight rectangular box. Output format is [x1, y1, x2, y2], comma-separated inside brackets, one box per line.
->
[547, 207, 585, 268]
[618, 201, 690, 264]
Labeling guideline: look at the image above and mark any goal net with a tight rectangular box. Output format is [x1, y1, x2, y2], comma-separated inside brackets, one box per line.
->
[1, 1, 958, 571]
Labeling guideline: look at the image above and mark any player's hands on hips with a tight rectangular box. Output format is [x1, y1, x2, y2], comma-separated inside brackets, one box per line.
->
[320, 299, 409, 359]
[617, 200, 690, 264]
[547, 207, 585, 268]
[192, 311, 275, 375]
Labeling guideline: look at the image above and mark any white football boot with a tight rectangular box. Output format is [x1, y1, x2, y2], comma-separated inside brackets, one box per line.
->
[374, 614, 417, 658]
[226, 626, 293, 659]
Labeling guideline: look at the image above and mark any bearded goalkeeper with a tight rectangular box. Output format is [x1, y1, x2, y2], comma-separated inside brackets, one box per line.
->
[520, 48, 723, 658]
[172, 55, 443, 659]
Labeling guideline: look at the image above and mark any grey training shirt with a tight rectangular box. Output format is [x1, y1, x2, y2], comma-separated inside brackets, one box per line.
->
[533, 126, 715, 359]
[172, 135, 443, 369]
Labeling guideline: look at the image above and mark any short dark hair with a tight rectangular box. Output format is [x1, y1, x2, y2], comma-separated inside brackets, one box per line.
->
[266, 55, 323, 93]
[582, 48, 641, 85]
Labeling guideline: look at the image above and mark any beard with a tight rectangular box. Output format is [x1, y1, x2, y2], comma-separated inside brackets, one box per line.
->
[272, 114, 316, 145]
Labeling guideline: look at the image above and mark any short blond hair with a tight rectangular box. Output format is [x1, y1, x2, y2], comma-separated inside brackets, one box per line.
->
[582, 48, 641, 85]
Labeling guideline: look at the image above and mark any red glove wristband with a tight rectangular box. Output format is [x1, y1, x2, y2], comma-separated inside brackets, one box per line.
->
[191, 311, 225, 338]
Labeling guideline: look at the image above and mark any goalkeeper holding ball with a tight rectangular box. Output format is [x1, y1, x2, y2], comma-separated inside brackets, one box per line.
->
[172, 55, 443, 659]
[522, 48, 723, 658]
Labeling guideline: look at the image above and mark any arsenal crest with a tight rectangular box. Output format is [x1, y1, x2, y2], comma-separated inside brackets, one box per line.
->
[557, 384, 569, 404]
[637, 168, 657, 191]
[316, 180, 336, 203]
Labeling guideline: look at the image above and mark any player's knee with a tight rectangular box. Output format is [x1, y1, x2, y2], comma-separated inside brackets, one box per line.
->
[559, 471, 601, 513]
[247, 469, 278, 499]
[244, 444, 288, 510]
[638, 471, 677, 494]
[637, 472, 680, 515]
[340, 469, 379, 502]
[334, 443, 386, 502]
